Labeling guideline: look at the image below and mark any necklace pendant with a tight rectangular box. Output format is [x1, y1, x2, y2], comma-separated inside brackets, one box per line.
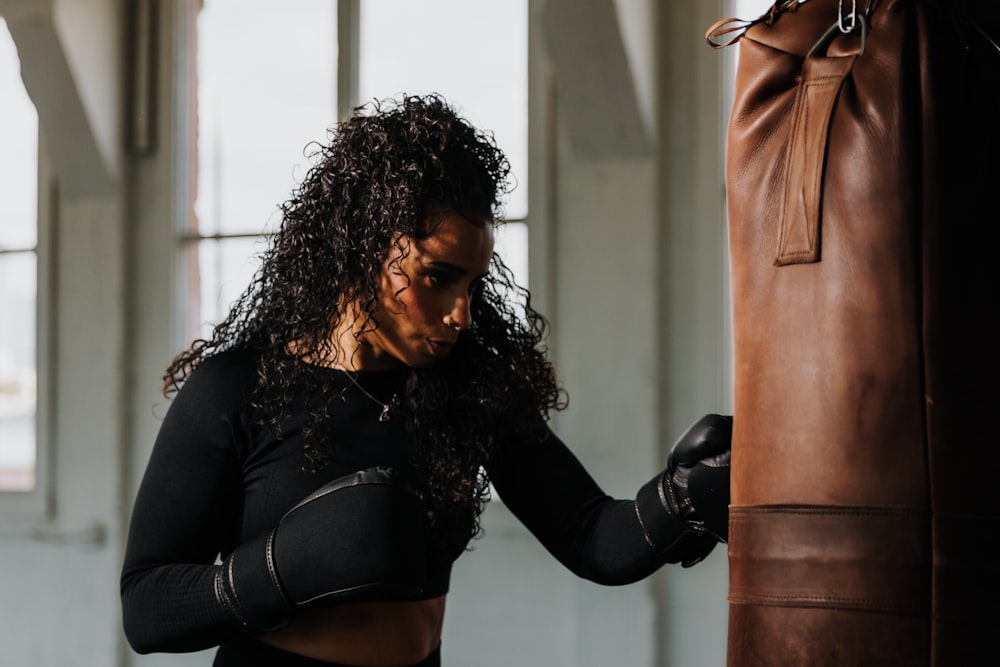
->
[379, 404, 391, 422]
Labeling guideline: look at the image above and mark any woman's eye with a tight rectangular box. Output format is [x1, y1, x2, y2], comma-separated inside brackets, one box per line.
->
[427, 272, 452, 287]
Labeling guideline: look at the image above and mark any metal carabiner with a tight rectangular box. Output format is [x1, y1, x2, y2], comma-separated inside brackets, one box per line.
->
[838, 0, 858, 34]
[809, 8, 869, 57]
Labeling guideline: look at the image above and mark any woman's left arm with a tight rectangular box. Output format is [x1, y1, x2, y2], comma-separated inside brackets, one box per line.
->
[487, 415, 731, 584]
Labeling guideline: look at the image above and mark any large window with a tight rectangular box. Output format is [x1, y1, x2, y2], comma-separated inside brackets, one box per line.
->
[188, 0, 528, 339]
[358, 0, 528, 221]
[358, 0, 529, 294]
[189, 0, 338, 338]
[0, 19, 39, 493]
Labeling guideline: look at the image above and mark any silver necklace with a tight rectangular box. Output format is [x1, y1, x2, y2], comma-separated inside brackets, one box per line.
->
[340, 370, 398, 422]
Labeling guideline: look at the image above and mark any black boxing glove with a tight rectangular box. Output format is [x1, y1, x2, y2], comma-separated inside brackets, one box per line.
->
[664, 413, 732, 542]
[214, 467, 427, 633]
[635, 414, 732, 568]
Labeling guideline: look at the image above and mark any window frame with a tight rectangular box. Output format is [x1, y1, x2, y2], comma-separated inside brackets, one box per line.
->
[179, 0, 348, 342]
[180, 0, 533, 343]
[0, 142, 55, 519]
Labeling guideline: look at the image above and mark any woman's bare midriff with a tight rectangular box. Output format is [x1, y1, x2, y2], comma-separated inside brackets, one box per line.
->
[258, 596, 446, 666]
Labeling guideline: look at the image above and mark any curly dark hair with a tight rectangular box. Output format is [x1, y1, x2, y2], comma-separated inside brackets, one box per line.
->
[164, 94, 565, 557]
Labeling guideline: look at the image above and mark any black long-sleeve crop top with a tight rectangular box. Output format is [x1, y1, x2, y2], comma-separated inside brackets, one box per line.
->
[120, 347, 710, 656]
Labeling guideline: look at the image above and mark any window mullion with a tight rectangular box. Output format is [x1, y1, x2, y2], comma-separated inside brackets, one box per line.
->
[337, 0, 360, 120]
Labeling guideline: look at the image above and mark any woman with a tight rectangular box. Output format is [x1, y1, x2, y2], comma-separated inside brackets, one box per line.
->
[120, 94, 731, 667]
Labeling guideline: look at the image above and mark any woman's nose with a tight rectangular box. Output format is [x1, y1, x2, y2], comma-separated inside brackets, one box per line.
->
[445, 297, 473, 331]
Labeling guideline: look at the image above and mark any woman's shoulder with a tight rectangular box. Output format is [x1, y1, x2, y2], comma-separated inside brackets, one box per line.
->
[196, 344, 259, 375]
[178, 345, 261, 405]
[155, 347, 263, 450]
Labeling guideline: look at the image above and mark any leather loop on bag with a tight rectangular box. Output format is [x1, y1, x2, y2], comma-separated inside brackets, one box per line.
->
[706, 0, 819, 50]
[775, 54, 856, 265]
[706, 17, 754, 49]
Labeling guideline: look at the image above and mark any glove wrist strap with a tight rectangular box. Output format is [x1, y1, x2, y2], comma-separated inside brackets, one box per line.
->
[636, 473, 714, 567]
[215, 529, 292, 633]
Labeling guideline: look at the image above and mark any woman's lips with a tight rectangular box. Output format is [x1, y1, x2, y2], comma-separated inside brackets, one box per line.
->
[427, 339, 455, 358]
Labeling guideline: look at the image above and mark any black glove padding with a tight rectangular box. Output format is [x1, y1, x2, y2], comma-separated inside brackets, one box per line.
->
[686, 448, 731, 542]
[215, 467, 427, 633]
[665, 413, 732, 542]
[635, 414, 732, 568]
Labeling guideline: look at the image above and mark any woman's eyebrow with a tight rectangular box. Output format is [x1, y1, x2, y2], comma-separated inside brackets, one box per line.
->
[424, 260, 469, 275]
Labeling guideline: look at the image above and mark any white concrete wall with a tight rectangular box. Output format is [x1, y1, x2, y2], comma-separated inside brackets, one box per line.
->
[0, 1, 732, 665]
[0, 195, 129, 666]
[0, 1, 128, 665]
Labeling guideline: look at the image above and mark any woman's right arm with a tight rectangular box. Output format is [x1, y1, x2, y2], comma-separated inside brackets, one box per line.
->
[120, 353, 249, 654]
[121, 352, 431, 654]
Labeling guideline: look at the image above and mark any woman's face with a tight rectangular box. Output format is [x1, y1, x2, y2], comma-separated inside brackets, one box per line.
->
[360, 209, 494, 369]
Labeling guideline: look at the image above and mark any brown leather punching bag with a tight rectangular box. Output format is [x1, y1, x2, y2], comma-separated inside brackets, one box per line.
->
[710, 0, 1000, 664]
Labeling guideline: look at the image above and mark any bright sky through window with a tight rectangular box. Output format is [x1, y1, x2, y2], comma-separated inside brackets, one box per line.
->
[0, 18, 39, 492]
